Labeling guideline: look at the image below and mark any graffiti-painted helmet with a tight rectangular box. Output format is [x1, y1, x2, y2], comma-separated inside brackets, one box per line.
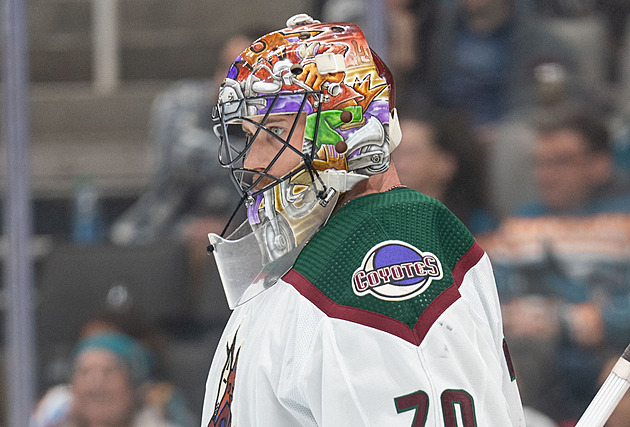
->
[209, 14, 401, 307]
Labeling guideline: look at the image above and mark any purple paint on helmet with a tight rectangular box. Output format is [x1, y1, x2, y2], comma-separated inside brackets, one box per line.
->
[347, 148, 362, 160]
[337, 99, 389, 140]
[255, 94, 314, 116]
[374, 244, 424, 286]
[227, 63, 240, 80]
[247, 194, 264, 225]
[367, 101, 390, 124]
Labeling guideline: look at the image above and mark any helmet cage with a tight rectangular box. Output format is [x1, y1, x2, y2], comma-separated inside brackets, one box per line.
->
[213, 90, 325, 199]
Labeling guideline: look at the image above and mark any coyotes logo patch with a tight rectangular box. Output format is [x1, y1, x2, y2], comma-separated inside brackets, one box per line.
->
[352, 240, 443, 301]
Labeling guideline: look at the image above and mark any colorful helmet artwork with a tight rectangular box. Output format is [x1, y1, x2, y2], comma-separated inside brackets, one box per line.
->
[208, 14, 401, 307]
[213, 13, 401, 200]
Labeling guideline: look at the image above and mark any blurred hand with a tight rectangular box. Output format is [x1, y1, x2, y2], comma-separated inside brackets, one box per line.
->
[564, 302, 604, 348]
[502, 296, 560, 339]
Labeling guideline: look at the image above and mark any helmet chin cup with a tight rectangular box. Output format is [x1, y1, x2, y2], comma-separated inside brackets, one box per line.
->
[247, 168, 365, 264]
[209, 169, 351, 308]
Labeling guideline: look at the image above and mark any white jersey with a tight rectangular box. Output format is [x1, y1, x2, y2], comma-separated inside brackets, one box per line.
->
[202, 188, 525, 426]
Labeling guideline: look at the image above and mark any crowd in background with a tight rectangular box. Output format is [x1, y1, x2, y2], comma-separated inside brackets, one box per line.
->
[14, 0, 630, 426]
[373, 0, 630, 425]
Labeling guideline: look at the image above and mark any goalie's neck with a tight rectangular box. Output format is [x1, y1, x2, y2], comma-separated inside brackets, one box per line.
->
[335, 164, 401, 214]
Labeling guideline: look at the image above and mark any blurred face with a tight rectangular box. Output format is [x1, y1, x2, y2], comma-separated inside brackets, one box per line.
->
[72, 349, 134, 426]
[534, 129, 609, 211]
[242, 113, 306, 190]
[394, 119, 456, 199]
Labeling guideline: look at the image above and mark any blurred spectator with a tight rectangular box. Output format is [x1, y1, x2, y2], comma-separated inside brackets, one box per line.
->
[480, 105, 630, 422]
[518, 105, 630, 216]
[531, 0, 608, 97]
[394, 107, 497, 235]
[386, 0, 421, 87]
[319, 0, 433, 93]
[107, 33, 257, 314]
[109, 31, 256, 246]
[487, 72, 610, 217]
[487, 64, 571, 217]
[30, 331, 194, 427]
[107, 77, 232, 246]
[417, 0, 579, 131]
[33, 308, 196, 427]
[485, 0, 626, 219]
[76, 307, 169, 379]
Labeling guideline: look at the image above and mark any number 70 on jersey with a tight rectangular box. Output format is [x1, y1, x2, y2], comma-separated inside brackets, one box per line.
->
[395, 389, 477, 426]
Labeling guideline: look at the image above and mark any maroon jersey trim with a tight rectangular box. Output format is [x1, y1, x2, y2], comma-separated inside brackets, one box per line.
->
[283, 241, 485, 346]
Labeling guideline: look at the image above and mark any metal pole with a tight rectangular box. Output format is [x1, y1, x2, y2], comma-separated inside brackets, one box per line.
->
[1, 0, 36, 425]
[92, 0, 119, 94]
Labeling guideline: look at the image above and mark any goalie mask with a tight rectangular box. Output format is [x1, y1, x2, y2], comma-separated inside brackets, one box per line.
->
[209, 14, 401, 308]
